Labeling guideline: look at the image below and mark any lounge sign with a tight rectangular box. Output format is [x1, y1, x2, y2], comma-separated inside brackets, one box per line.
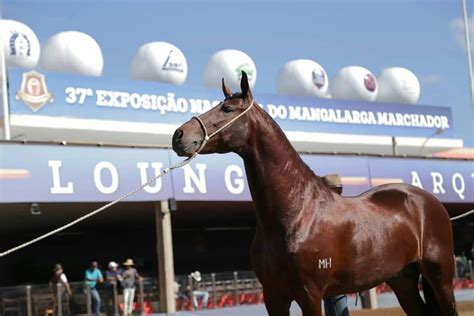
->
[8, 70, 455, 138]
[0, 144, 472, 203]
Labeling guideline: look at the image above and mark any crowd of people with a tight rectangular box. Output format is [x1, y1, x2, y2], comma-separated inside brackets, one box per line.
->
[49, 260, 211, 315]
[50, 259, 142, 316]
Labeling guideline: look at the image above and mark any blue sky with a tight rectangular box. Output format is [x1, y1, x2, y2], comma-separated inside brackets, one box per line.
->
[3, 0, 474, 145]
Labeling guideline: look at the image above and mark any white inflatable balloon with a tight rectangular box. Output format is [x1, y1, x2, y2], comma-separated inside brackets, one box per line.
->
[40, 31, 103, 76]
[203, 49, 256, 90]
[276, 59, 329, 98]
[331, 66, 378, 102]
[131, 41, 188, 85]
[376, 67, 420, 104]
[0, 19, 40, 69]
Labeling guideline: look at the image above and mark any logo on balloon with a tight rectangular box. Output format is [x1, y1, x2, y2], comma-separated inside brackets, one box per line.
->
[364, 74, 376, 92]
[16, 71, 53, 112]
[9, 32, 31, 57]
[162, 50, 184, 73]
[312, 68, 326, 89]
[235, 63, 254, 81]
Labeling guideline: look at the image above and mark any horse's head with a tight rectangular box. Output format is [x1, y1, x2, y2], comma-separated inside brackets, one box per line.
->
[172, 71, 255, 157]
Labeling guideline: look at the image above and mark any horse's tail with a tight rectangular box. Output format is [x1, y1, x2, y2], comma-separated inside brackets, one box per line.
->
[422, 277, 458, 316]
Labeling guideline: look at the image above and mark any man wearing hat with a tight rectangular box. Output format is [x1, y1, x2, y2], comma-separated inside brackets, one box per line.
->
[321, 174, 349, 316]
[50, 263, 72, 316]
[121, 259, 142, 316]
[105, 262, 122, 316]
[189, 271, 209, 310]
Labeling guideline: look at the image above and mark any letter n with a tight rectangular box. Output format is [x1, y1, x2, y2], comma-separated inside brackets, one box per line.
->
[182, 164, 207, 193]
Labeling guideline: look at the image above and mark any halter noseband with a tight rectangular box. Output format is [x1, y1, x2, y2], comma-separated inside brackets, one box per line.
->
[191, 99, 255, 154]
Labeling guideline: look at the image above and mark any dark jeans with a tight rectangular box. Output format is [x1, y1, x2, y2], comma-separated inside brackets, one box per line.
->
[90, 288, 101, 316]
[324, 295, 349, 316]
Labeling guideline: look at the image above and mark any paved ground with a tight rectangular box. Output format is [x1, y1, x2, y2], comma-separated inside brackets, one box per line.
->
[153, 289, 474, 316]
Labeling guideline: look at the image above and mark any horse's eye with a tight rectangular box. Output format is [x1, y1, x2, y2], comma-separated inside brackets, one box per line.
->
[222, 105, 234, 113]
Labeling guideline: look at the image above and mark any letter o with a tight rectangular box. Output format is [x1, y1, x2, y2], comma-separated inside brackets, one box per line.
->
[94, 162, 119, 194]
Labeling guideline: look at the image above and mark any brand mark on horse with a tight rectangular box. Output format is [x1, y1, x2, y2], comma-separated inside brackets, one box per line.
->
[318, 257, 332, 269]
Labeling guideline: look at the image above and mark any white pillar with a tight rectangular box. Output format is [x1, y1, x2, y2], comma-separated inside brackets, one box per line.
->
[369, 287, 378, 309]
[155, 200, 176, 313]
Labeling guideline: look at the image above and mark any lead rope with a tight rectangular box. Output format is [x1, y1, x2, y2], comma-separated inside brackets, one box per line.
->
[0, 155, 195, 258]
[0, 99, 255, 258]
[450, 209, 474, 221]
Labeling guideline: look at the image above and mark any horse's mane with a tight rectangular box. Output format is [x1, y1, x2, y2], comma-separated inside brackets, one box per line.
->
[251, 101, 330, 190]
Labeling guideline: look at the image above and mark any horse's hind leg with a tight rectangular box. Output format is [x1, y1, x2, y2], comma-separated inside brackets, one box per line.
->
[386, 264, 427, 316]
[420, 260, 457, 316]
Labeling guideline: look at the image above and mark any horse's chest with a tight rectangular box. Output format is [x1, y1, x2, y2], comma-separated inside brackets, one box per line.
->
[251, 234, 297, 280]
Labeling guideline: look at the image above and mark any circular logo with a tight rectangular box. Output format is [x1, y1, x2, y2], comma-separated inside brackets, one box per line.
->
[235, 63, 254, 81]
[9, 32, 31, 57]
[364, 74, 376, 92]
[312, 68, 326, 89]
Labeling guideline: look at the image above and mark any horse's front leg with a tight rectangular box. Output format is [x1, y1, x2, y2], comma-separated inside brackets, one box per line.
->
[263, 287, 292, 316]
[295, 289, 323, 316]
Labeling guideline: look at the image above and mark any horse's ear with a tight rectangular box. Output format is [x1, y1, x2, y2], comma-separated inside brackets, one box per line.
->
[240, 71, 253, 101]
[222, 78, 233, 99]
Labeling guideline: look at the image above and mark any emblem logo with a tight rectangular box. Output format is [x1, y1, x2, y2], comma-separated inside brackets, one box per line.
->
[9, 31, 31, 57]
[235, 63, 254, 82]
[312, 67, 326, 89]
[16, 71, 53, 112]
[162, 50, 184, 72]
[364, 74, 376, 92]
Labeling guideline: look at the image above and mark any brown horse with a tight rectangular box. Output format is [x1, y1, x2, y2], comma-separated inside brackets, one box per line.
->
[172, 72, 457, 316]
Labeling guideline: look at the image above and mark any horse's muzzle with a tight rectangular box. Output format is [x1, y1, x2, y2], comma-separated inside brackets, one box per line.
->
[172, 128, 197, 157]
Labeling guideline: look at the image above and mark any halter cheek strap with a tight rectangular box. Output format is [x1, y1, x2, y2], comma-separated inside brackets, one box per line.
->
[191, 99, 255, 154]
[192, 115, 210, 153]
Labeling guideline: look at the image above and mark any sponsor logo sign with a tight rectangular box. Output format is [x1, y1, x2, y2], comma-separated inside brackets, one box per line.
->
[162, 50, 184, 73]
[15, 71, 53, 112]
[235, 63, 254, 81]
[9, 31, 31, 57]
[312, 67, 326, 89]
[364, 73, 376, 92]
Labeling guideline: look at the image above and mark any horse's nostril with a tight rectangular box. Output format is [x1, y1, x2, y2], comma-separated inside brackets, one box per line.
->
[173, 129, 184, 141]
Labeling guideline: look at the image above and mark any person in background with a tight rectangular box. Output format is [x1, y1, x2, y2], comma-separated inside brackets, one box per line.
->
[50, 263, 72, 316]
[121, 259, 142, 316]
[322, 174, 350, 316]
[189, 271, 209, 310]
[173, 277, 189, 311]
[85, 261, 104, 316]
[456, 252, 470, 278]
[105, 261, 122, 316]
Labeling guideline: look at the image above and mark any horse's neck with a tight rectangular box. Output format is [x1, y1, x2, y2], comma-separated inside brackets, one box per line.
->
[239, 107, 322, 230]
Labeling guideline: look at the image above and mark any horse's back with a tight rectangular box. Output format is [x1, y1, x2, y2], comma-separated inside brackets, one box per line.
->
[360, 183, 453, 259]
[361, 183, 448, 216]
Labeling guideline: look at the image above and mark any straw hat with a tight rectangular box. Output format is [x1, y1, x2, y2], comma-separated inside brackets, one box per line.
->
[190, 271, 202, 282]
[123, 258, 135, 266]
[322, 174, 342, 188]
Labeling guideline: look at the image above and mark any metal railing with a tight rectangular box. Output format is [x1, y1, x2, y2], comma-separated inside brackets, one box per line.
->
[179, 271, 263, 310]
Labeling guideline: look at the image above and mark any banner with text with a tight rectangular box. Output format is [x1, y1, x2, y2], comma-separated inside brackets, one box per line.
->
[8, 69, 455, 138]
[0, 144, 472, 203]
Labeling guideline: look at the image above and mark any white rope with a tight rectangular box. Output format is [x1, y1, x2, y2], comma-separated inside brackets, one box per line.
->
[450, 210, 474, 221]
[0, 154, 197, 258]
[0, 99, 256, 258]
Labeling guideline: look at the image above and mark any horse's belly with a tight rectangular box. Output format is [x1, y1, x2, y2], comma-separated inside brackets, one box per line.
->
[325, 227, 420, 293]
